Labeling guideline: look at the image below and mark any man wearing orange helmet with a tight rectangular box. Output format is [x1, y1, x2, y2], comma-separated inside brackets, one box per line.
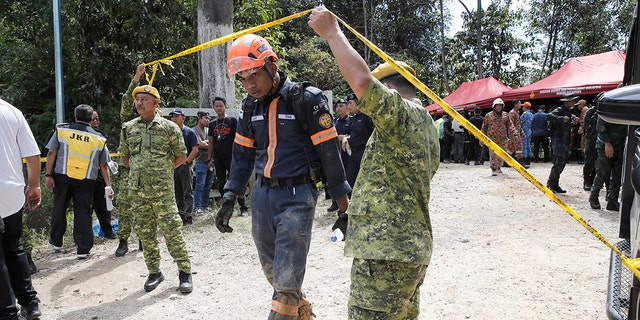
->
[217, 33, 351, 320]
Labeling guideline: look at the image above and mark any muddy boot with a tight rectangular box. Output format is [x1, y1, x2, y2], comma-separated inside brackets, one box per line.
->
[298, 296, 316, 320]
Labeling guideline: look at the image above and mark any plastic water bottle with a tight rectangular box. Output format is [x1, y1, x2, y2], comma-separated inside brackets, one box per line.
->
[105, 186, 114, 211]
[107, 160, 118, 175]
[92, 219, 103, 237]
[110, 218, 119, 235]
[330, 229, 344, 242]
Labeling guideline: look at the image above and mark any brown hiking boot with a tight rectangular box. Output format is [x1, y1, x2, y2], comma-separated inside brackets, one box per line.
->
[297, 297, 316, 320]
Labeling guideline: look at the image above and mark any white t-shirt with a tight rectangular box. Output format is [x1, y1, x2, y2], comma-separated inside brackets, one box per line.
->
[0, 99, 41, 217]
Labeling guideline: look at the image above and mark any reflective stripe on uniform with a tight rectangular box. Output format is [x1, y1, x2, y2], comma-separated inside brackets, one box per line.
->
[271, 300, 298, 317]
[234, 133, 255, 148]
[263, 97, 281, 178]
[310, 127, 338, 145]
[57, 127, 106, 180]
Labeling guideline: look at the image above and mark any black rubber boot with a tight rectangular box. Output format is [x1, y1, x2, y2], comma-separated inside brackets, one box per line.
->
[115, 239, 128, 257]
[589, 195, 601, 209]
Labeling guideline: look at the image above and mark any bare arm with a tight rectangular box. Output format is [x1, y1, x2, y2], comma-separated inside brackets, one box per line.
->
[24, 155, 41, 210]
[99, 162, 111, 187]
[208, 135, 215, 170]
[174, 154, 186, 169]
[45, 150, 57, 191]
[308, 6, 372, 99]
[186, 146, 198, 164]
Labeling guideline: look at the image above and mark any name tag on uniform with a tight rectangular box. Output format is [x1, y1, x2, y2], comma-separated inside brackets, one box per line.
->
[278, 114, 295, 120]
[252, 115, 264, 121]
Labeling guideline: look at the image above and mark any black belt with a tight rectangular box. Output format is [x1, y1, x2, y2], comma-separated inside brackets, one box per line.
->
[259, 174, 309, 188]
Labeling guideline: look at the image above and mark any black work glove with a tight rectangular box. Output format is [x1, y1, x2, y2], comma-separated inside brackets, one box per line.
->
[331, 210, 348, 241]
[215, 192, 237, 233]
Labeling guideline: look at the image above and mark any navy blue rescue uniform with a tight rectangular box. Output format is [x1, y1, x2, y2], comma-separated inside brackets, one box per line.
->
[346, 111, 374, 189]
[224, 72, 351, 319]
[334, 115, 352, 172]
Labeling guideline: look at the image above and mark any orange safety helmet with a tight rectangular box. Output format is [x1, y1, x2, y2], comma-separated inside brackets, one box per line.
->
[227, 34, 279, 76]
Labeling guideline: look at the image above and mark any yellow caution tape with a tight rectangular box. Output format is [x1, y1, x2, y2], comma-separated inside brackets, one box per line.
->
[142, 9, 313, 85]
[331, 12, 640, 278]
[35, 8, 634, 279]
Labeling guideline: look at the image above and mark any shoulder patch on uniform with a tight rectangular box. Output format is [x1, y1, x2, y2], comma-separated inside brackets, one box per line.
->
[319, 113, 332, 128]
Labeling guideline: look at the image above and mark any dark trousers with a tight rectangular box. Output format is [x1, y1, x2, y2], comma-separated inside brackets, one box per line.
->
[0, 217, 18, 319]
[347, 149, 366, 189]
[583, 138, 597, 185]
[214, 157, 247, 210]
[50, 174, 96, 254]
[466, 136, 481, 163]
[442, 135, 453, 161]
[252, 177, 318, 320]
[452, 132, 465, 162]
[532, 135, 550, 161]
[591, 148, 624, 202]
[547, 152, 568, 188]
[92, 178, 114, 237]
[3, 211, 39, 309]
[174, 163, 194, 222]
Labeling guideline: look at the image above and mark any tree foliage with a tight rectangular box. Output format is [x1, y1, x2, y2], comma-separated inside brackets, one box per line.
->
[0, 0, 199, 150]
[0, 0, 636, 150]
[527, 0, 632, 78]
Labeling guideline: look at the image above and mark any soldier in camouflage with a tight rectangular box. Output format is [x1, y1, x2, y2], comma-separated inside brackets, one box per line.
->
[310, 7, 440, 319]
[546, 93, 579, 193]
[588, 117, 627, 211]
[114, 63, 146, 257]
[119, 84, 193, 294]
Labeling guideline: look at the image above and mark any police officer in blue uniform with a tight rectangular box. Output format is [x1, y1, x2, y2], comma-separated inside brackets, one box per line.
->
[327, 97, 351, 212]
[216, 34, 350, 320]
[343, 94, 374, 190]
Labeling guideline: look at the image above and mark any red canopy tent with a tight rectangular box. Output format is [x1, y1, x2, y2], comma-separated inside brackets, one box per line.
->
[501, 50, 625, 101]
[426, 76, 510, 116]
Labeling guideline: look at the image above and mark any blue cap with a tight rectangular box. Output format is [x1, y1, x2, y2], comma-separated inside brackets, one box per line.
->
[169, 108, 184, 116]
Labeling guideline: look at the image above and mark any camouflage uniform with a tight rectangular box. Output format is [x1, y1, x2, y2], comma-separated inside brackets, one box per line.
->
[119, 114, 190, 274]
[116, 79, 139, 242]
[507, 109, 524, 155]
[344, 79, 439, 319]
[546, 105, 573, 189]
[481, 110, 519, 170]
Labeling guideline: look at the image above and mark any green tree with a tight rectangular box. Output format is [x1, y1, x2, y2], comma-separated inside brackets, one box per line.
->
[0, 0, 199, 150]
[527, 0, 632, 78]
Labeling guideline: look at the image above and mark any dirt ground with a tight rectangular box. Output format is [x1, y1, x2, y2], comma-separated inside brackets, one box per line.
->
[27, 161, 621, 319]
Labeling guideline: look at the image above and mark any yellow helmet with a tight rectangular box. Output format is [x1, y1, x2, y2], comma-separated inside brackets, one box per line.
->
[371, 60, 416, 81]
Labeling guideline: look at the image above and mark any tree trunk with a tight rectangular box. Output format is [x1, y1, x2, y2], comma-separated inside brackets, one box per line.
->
[439, 0, 450, 93]
[476, 0, 483, 79]
[197, 0, 234, 109]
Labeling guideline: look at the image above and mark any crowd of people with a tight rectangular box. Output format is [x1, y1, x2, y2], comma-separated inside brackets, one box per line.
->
[435, 92, 627, 211]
